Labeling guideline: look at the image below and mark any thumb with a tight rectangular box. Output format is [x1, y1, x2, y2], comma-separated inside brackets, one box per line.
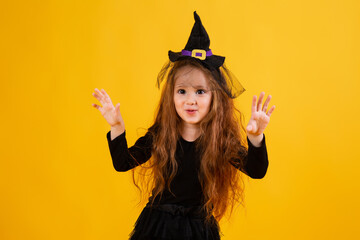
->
[246, 125, 252, 132]
[115, 103, 120, 113]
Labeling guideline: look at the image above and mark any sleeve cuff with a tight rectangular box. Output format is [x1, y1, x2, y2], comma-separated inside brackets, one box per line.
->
[247, 133, 266, 149]
[106, 130, 126, 143]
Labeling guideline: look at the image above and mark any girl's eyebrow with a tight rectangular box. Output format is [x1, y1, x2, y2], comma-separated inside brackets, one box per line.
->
[174, 84, 208, 89]
[192, 85, 208, 89]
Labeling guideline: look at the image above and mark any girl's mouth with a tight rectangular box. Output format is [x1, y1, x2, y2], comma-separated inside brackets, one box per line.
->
[186, 110, 197, 114]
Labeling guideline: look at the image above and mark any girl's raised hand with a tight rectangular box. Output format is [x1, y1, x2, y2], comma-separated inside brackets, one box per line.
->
[246, 92, 275, 138]
[92, 88, 125, 130]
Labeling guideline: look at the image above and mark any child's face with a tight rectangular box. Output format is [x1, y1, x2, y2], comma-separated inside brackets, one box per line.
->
[173, 65, 212, 127]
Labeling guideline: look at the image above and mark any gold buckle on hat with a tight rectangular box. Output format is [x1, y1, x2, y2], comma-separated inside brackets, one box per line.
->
[191, 49, 206, 60]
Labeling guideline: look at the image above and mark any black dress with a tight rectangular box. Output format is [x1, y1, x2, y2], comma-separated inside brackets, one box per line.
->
[106, 131, 268, 240]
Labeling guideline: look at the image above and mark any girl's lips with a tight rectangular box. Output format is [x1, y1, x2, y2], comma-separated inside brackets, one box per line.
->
[186, 110, 197, 115]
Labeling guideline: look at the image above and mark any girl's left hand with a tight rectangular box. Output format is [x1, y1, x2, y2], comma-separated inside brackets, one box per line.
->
[246, 92, 275, 139]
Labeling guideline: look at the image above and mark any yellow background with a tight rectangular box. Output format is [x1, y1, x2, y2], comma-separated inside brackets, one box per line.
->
[1, 0, 359, 239]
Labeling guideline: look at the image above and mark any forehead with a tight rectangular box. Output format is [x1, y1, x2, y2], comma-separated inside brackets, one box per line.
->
[174, 65, 210, 88]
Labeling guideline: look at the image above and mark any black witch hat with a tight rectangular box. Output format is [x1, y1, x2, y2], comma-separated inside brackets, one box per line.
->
[168, 11, 225, 69]
[158, 11, 245, 98]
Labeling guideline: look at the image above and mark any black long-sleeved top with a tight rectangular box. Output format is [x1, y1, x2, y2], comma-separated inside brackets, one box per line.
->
[106, 131, 268, 206]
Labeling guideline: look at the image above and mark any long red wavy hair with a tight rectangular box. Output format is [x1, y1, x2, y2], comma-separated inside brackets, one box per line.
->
[132, 59, 249, 223]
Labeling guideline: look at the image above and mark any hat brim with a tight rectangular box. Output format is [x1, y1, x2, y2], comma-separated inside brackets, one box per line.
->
[168, 50, 225, 69]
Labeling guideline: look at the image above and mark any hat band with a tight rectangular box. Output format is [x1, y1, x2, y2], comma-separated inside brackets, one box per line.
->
[181, 49, 213, 60]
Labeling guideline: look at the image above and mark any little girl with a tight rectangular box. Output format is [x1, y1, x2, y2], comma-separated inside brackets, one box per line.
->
[92, 12, 275, 240]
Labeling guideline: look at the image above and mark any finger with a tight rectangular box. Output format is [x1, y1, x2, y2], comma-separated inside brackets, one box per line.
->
[115, 103, 124, 125]
[101, 89, 111, 99]
[247, 123, 258, 134]
[262, 94, 272, 112]
[257, 92, 265, 111]
[94, 88, 106, 104]
[92, 92, 104, 103]
[92, 103, 102, 111]
[114, 103, 120, 115]
[251, 95, 257, 114]
[94, 88, 104, 98]
[101, 89, 111, 103]
[267, 105, 275, 117]
[246, 125, 252, 132]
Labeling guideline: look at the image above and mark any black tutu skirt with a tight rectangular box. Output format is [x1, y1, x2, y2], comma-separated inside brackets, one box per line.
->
[129, 202, 222, 240]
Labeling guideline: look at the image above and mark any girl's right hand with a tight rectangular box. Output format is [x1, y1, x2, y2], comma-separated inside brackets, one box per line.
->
[92, 88, 125, 131]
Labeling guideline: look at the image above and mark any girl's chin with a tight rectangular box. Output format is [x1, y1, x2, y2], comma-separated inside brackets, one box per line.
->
[181, 120, 201, 126]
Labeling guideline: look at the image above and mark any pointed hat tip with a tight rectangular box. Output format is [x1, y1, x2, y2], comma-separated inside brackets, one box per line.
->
[193, 11, 201, 22]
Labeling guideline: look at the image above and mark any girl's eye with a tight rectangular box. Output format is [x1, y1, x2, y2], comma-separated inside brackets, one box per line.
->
[177, 89, 185, 94]
[196, 89, 205, 94]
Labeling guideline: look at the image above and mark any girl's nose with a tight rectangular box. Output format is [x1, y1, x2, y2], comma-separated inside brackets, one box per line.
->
[185, 94, 196, 105]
